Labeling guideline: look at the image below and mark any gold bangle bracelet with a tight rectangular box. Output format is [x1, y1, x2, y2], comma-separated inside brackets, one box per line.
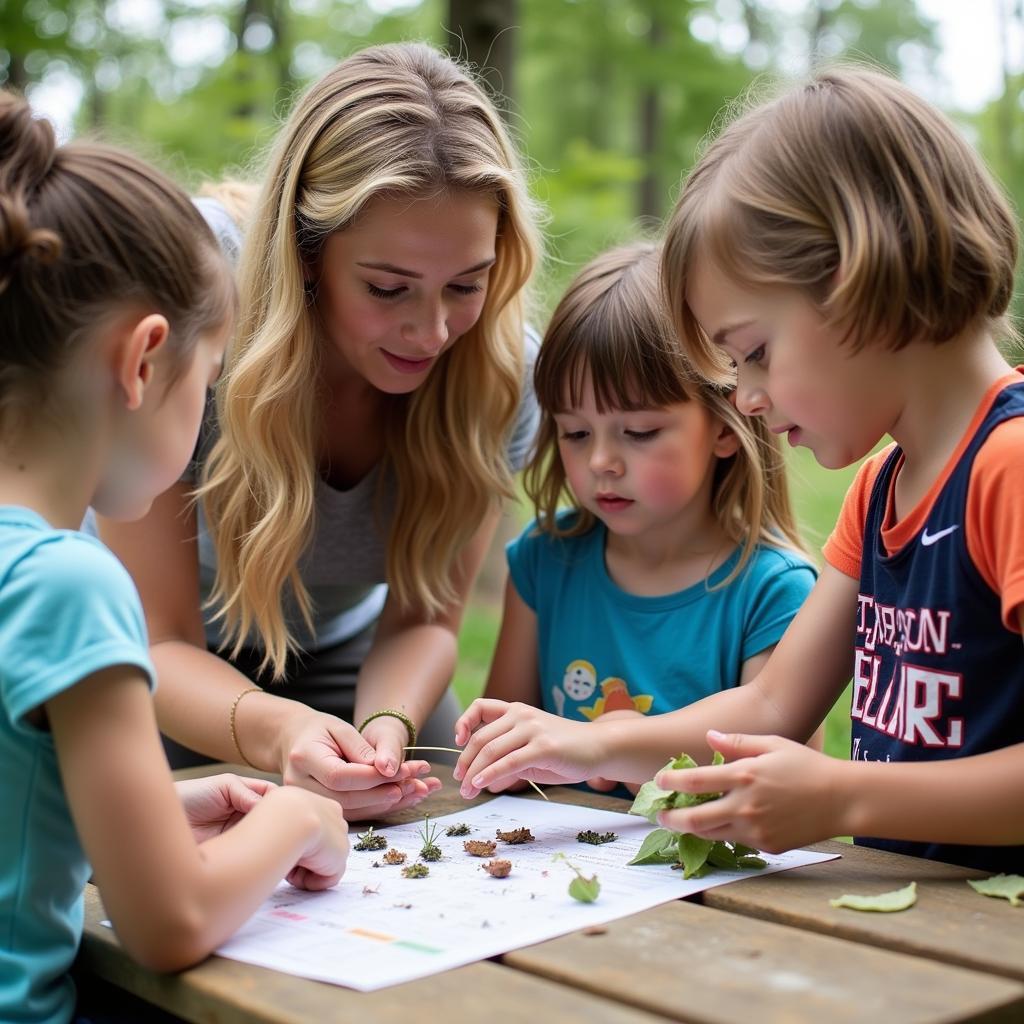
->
[229, 687, 263, 769]
[358, 709, 417, 748]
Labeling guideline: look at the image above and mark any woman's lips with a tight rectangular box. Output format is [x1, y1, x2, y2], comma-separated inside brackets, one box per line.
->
[382, 349, 436, 374]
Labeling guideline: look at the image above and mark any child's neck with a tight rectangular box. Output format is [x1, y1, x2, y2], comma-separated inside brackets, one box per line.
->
[887, 331, 1012, 514]
[602, 507, 733, 598]
[0, 431, 99, 530]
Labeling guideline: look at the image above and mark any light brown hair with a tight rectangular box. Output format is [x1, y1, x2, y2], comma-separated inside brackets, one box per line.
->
[662, 66, 1019, 383]
[0, 92, 233, 431]
[526, 242, 807, 580]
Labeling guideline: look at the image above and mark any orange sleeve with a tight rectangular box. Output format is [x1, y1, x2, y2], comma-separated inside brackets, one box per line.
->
[822, 447, 895, 579]
[966, 417, 1024, 633]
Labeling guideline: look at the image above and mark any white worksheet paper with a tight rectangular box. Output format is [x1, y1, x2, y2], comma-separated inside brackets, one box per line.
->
[214, 795, 839, 990]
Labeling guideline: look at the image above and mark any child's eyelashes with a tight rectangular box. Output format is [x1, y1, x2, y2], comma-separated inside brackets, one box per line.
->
[744, 343, 767, 365]
[558, 428, 660, 443]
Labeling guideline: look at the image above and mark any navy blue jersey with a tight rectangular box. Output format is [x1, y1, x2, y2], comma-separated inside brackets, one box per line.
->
[850, 380, 1024, 871]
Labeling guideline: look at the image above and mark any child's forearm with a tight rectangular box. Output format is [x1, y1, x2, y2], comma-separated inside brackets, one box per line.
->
[835, 743, 1024, 846]
[114, 786, 324, 972]
[593, 682, 796, 783]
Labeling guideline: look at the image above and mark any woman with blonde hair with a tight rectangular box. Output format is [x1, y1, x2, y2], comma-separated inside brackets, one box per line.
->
[97, 41, 542, 818]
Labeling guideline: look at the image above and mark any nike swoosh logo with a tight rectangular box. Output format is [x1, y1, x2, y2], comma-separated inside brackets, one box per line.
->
[921, 525, 959, 546]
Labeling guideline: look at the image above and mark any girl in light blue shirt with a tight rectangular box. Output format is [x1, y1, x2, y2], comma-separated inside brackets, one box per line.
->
[480, 242, 816, 794]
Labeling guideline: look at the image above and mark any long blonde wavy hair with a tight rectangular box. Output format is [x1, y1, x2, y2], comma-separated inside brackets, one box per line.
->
[199, 43, 541, 676]
[526, 242, 807, 583]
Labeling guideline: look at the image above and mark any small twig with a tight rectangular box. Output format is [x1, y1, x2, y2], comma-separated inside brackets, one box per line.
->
[403, 745, 549, 801]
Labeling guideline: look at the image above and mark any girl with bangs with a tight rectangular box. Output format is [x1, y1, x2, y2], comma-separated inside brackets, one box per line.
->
[96, 42, 543, 819]
[477, 242, 816, 795]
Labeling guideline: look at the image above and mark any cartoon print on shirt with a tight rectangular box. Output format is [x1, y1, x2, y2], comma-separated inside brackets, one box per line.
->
[552, 659, 597, 716]
[579, 677, 654, 720]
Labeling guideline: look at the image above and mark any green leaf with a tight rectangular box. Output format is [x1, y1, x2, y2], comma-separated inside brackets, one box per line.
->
[628, 759, 678, 823]
[829, 881, 917, 912]
[967, 874, 1024, 907]
[627, 828, 679, 865]
[737, 855, 768, 870]
[706, 842, 739, 870]
[568, 874, 601, 903]
[733, 843, 759, 858]
[677, 832, 715, 879]
[628, 752, 725, 820]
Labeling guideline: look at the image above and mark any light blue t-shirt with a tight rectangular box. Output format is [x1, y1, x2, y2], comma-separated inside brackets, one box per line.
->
[0, 507, 154, 1024]
[508, 514, 816, 722]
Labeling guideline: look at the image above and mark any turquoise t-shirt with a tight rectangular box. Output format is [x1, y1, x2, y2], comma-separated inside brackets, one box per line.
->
[0, 507, 154, 1024]
[507, 515, 816, 721]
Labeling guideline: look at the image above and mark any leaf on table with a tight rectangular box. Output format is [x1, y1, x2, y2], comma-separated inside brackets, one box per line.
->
[967, 874, 1024, 907]
[829, 881, 917, 912]
[626, 828, 679, 865]
[677, 832, 715, 879]
[568, 874, 601, 903]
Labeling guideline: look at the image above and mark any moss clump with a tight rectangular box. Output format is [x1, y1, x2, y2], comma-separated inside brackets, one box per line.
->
[354, 827, 388, 852]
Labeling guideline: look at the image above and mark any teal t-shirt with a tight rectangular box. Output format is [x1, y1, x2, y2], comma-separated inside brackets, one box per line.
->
[507, 515, 816, 721]
[0, 507, 154, 1024]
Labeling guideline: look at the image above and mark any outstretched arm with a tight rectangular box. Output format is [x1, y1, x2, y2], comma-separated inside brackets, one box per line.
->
[454, 565, 857, 796]
[660, 605, 1024, 852]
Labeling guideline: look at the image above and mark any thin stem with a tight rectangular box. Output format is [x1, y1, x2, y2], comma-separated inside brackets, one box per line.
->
[403, 746, 549, 801]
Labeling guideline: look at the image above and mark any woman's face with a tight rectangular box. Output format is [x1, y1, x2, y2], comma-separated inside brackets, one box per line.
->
[312, 191, 499, 394]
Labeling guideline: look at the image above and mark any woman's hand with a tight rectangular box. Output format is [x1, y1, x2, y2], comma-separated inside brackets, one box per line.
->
[279, 708, 440, 819]
[453, 699, 606, 798]
[176, 773, 277, 843]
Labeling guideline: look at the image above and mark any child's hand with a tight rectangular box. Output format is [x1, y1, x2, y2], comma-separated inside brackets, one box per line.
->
[654, 730, 844, 854]
[281, 788, 351, 891]
[176, 774, 276, 843]
[453, 699, 604, 798]
[280, 708, 439, 820]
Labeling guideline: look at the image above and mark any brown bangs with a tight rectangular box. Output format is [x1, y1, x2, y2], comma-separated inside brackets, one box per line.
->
[534, 242, 696, 416]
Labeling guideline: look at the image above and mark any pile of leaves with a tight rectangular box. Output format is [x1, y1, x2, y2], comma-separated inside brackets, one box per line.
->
[627, 752, 766, 879]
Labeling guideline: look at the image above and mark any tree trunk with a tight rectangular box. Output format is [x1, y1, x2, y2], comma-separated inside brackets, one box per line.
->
[637, 12, 662, 221]
[446, 0, 518, 114]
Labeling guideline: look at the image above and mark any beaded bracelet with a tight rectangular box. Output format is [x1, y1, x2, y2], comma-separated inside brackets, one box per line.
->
[229, 687, 263, 769]
[358, 708, 417, 748]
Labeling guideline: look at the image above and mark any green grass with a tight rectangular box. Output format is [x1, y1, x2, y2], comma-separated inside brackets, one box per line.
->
[454, 445, 871, 761]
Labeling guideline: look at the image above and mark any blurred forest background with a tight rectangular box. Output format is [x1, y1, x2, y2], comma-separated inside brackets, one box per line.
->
[6, 0, 1024, 761]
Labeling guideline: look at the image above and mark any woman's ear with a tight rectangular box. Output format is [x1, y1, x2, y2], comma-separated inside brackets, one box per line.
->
[114, 313, 170, 411]
[712, 418, 740, 459]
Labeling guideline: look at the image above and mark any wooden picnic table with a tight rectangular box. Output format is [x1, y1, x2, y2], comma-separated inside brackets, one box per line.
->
[76, 765, 1024, 1024]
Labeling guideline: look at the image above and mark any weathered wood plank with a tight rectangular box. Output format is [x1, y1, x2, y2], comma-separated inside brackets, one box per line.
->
[503, 898, 1024, 1024]
[79, 887, 671, 1024]
[700, 839, 1024, 982]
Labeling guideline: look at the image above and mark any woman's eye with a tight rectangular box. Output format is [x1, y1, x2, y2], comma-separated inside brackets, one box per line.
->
[449, 282, 483, 296]
[625, 429, 660, 442]
[744, 344, 766, 365]
[366, 283, 405, 300]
